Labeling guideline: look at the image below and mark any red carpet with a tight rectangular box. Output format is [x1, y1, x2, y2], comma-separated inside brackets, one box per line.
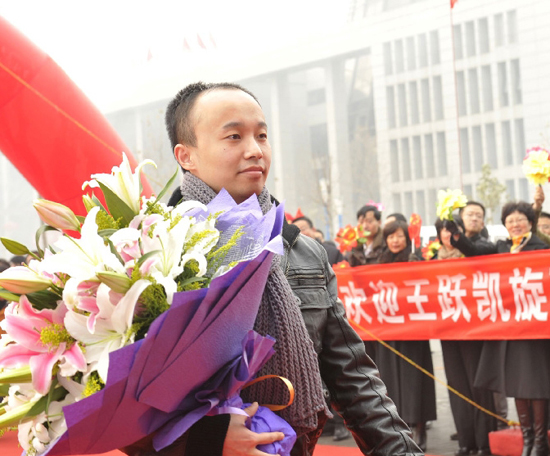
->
[0, 431, 440, 456]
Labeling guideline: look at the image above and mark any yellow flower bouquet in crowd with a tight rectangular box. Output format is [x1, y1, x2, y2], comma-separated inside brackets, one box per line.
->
[523, 146, 550, 185]
[436, 189, 468, 221]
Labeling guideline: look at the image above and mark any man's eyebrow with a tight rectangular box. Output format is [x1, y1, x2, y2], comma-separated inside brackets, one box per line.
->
[221, 121, 268, 130]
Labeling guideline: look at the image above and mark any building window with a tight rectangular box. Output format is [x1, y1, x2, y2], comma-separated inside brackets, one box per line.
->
[460, 128, 471, 174]
[495, 13, 504, 47]
[398, 83, 408, 127]
[456, 71, 467, 116]
[498, 62, 509, 107]
[505, 179, 515, 200]
[465, 21, 476, 57]
[307, 89, 325, 106]
[418, 34, 428, 68]
[515, 119, 526, 164]
[472, 126, 483, 172]
[402, 138, 411, 181]
[395, 40, 404, 73]
[502, 121, 513, 166]
[407, 36, 416, 71]
[428, 188, 437, 221]
[413, 136, 423, 179]
[464, 184, 474, 200]
[518, 178, 529, 201]
[383, 42, 393, 76]
[453, 24, 463, 60]
[433, 76, 444, 120]
[393, 193, 402, 214]
[386, 86, 396, 129]
[479, 18, 490, 54]
[425, 134, 435, 178]
[511, 59, 522, 105]
[390, 140, 400, 182]
[508, 10, 518, 44]
[485, 123, 498, 167]
[421, 79, 432, 122]
[404, 191, 413, 214]
[430, 30, 441, 65]
[468, 69, 480, 114]
[416, 190, 426, 222]
[437, 132, 448, 176]
[409, 81, 420, 125]
[481, 65, 494, 111]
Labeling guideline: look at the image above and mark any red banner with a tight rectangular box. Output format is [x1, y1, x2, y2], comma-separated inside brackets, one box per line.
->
[335, 250, 550, 341]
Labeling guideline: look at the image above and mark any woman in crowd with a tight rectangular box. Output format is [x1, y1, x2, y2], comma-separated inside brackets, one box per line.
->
[448, 201, 550, 456]
[375, 220, 437, 452]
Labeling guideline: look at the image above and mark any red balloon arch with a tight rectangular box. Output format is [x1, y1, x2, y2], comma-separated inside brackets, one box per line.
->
[0, 16, 153, 216]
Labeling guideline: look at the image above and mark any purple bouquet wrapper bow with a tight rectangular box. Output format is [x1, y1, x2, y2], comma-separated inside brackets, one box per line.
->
[41, 192, 286, 456]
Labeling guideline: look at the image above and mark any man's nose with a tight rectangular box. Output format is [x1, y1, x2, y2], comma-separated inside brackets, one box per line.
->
[244, 137, 263, 159]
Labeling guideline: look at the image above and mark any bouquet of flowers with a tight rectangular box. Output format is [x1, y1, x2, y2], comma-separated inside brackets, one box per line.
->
[422, 240, 441, 260]
[436, 189, 468, 221]
[335, 225, 368, 253]
[523, 146, 550, 185]
[0, 154, 295, 455]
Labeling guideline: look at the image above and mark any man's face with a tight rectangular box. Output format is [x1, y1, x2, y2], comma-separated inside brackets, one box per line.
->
[360, 211, 380, 238]
[461, 204, 484, 236]
[538, 216, 550, 236]
[293, 219, 315, 238]
[174, 89, 271, 204]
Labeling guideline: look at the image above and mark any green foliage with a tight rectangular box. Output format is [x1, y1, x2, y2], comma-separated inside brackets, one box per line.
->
[83, 371, 105, 398]
[26, 290, 60, 310]
[131, 276, 169, 340]
[476, 164, 507, 224]
[95, 210, 121, 231]
[1, 238, 30, 256]
[206, 226, 244, 273]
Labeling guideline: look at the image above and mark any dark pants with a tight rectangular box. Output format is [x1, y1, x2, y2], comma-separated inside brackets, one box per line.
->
[441, 340, 496, 450]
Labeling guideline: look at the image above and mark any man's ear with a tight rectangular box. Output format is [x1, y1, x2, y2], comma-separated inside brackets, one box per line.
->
[174, 144, 195, 172]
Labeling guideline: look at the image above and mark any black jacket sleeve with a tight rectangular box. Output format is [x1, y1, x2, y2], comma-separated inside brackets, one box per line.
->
[450, 232, 498, 257]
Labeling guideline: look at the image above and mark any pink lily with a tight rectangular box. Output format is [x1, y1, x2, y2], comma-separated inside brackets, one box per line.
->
[0, 297, 87, 395]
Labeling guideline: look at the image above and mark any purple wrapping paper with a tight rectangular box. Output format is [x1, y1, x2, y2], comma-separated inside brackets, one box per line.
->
[40, 191, 287, 456]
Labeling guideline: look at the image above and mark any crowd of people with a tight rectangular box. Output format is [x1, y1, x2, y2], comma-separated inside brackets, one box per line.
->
[292, 185, 550, 456]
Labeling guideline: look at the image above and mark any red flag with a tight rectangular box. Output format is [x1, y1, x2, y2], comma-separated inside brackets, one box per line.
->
[209, 32, 217, 49]
[451, 0, 458, 8]
[183, 38, 191, 52]
[146, 48, 153, 61]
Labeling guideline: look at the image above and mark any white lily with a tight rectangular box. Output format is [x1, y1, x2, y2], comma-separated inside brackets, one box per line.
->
[0, 266, 52, 294]
[82, 153, 156, 214]
[41, 207, 125, 281]
[64, 280, 151, 382]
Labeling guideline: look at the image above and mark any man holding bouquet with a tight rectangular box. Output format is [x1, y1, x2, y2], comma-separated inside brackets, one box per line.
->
[164, 82, 423, 456]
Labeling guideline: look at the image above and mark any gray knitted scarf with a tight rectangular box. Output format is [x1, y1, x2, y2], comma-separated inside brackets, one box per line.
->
[179, 173, 328, 437]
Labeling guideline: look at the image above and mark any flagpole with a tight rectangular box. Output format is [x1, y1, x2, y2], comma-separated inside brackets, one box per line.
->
[449, 0, 464, 191]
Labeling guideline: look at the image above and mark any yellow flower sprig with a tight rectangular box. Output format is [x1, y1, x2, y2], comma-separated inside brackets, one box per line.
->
[436, 189, 468, 221]
[523, 147, 550, 185]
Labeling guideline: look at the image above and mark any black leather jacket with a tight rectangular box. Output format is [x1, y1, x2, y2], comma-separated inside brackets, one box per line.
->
[281, 223, 422, 456]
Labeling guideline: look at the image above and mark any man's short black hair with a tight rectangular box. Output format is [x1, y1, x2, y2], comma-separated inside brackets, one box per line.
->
[501, 201, 536, 230]
[165, 81, 260, 153]
[540, 211, 550, 219]
[357, 205, 381, 221]
[459, 201, 486, 217]
[292, 216, 314, 229]
[386, 213, 407, 223]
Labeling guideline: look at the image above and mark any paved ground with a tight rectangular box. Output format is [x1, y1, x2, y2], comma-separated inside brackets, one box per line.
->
[318, 340, 518, 456]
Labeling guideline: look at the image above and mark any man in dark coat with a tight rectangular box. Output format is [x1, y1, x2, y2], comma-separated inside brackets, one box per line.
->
[443, 202, 498, 456]
[348, 205, 386, 266]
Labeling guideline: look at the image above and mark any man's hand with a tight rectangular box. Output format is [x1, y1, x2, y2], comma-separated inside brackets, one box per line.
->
[534, 185, 545, 211]
[223, 402, 285, 456]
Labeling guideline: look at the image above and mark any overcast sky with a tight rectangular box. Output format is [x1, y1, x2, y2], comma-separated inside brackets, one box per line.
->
[0, 0, 351, 109]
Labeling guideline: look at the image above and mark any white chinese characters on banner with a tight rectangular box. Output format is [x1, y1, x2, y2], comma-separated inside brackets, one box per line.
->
[509, 267, 548, 322]
[338, 268, 549, 325]
[403, 279, 437, 321]
[369, 280, 405, 324]
[339, 281, 373, 324]
[473, 271, 510, 322]
[437, 274, 472, 322]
